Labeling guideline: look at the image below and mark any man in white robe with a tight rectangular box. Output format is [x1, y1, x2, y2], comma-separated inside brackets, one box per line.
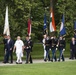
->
[14, 36, 24, 64]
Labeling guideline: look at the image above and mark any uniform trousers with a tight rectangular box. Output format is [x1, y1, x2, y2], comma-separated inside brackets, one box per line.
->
[51, 49, 57, 61]
[59, 49, 64, 61]
[26, 50, 32, 63]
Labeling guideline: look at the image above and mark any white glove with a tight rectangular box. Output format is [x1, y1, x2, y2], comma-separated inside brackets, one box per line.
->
[49, 49, 51, 51]
[56, 48, 57, 51]
[27, 47, 29, 49]
[70, 49, 72, 51]
[56, 45, 58, 47]
[63, 49, 65, 51]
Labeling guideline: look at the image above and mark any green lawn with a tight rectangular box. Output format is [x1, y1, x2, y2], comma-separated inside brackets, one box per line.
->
[0, 61, 76, 75]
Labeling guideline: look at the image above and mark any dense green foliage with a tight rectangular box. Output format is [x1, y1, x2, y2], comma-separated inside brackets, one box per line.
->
[0, 0, 76, 41]
[0, 61, 76, 75]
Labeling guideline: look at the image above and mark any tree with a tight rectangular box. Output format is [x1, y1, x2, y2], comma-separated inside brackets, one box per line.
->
[0, 0, 76, 42]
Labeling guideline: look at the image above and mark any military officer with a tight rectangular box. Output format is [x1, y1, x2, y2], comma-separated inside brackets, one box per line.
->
[24, 35, 33, 64]
[45, 35, 50, 61]
[57, 36, 65, 61]
[50, 36, 57, 62]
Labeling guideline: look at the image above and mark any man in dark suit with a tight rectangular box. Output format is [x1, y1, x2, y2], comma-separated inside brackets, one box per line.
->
[70, 37, 76, 59]
[24, 35, 33, 64]
[3, 34, 8, 63]
[5, 35, 14, 63]
[58, 36, 65, 61]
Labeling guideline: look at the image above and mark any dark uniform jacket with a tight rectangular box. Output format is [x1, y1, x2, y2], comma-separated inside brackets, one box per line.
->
[45, 38, 50, 50]
[50, 38, 58, 50]
[24, 39, 33, 52]
[58, 39, 65, 50]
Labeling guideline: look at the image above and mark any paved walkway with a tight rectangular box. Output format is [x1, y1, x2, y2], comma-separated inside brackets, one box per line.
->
[0, 58, 76, 66]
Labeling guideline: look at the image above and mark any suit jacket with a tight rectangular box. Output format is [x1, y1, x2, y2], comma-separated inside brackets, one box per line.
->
[3, 38, 8, 50]
[70, 41, 76, 52]
[6, 39, 14, 51]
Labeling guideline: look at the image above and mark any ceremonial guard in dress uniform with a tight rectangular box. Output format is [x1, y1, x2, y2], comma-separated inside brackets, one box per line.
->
[57, 36, 65, 61]
[24, 35, 33, 64]
[45, 35, 50, 61]
[50, 36, 57, 62]
[70, 37, 76, 59]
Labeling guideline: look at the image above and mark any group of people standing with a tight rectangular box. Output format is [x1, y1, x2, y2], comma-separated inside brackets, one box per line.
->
[3, 34, 33, 64]
[42, 34, 65, 62]
[2, 34, 76, 64]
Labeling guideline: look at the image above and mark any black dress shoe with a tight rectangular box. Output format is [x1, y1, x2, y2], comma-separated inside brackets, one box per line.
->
[44, 59, 47, 62]
[3, 62, 6, 64]
[51, 60, 53, 62]
[10, 62, 13, 64]
[30, 62, 33, 64]
[58, 60, 60, 62]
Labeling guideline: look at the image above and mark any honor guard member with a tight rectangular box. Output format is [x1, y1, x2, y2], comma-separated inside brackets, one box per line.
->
[57, 36, 65, 62]
[50, 36, 57, 62]
[24, 35, 33, 64]
[45, 35, 50, 61]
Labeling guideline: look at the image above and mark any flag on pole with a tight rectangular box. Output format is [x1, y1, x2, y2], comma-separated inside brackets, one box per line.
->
[28, 18, 31, 36]
[43, 13, 47, 34]
[49, 8, 56, 32]
[60, 15, 66, 36]
[44, 13, 47, 30]
[3, 6, 10, 35]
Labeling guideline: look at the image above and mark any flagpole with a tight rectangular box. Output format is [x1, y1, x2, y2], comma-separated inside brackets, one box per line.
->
[50, 0, 53, 12]
[44, 7, 49, 35]
[28, 0, 32, 36]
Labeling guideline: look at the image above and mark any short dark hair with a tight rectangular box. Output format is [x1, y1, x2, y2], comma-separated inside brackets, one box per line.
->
[26, 34, 29, 37]
[3, 34, 7, 36]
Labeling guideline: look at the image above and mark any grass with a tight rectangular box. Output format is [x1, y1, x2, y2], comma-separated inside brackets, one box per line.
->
[0, 61, 76, 75]
[0, 43, 70, 60]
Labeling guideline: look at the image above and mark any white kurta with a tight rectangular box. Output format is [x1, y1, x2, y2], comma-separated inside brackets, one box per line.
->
[14, 40, 24, 57]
